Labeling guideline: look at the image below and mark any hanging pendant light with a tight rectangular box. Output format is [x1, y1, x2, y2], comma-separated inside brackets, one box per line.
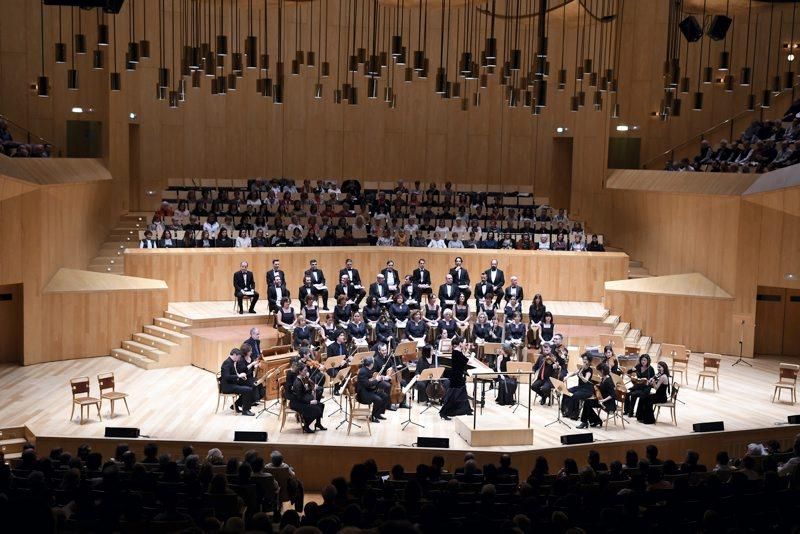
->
[228, 73, 237, 90]
[314, 82, 323, 99]
[93, 49, 104, 70]
[110, 11, 121, 91]
[37, 1, 49, 97]
[761, 88, 771, 108]
[139, 0, 150, 58]
[368, 77, 378, 98]
[75, 10, 87, 54]
[692, 91, 704, 111]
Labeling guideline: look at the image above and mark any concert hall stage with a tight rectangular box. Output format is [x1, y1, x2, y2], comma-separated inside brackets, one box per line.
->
[2, 353, 798, 490]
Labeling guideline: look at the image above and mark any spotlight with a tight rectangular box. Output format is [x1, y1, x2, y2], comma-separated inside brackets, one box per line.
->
[555, 126, 568, 133]
[128, 112, 137, 120]
[616, 124, 629, 132]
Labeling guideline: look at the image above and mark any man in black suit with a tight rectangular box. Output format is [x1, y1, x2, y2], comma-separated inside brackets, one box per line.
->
[139, 230, 158, 249]
[438, 273, 460, 309]
[304, 259, 330, 310]
[503, 276, 524, 304]
[356, 356, 389, 422]
[326, 331, 349, 358]
[369, 274, 392, 306]
[334, 274, 359, 305]
[484, 258, 506, 307]
[411, 258, 433, 301]
[266, 259, 287, 289]
[530, 343, 561, 405]
[380, 260, 401, 294]
[233, 261, 259, 314]
[338, 258, 366, 306]
[474, 272, 492, 307]
[267, 276, 289, 313]
[242, 327, 262, 358]
[298, 275, 319, 308]
[220, 348, 255, 416]
[449, 256, 471, 299]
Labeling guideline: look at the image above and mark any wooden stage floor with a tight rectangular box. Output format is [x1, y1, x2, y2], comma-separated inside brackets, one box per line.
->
[2, 353, 798, 453]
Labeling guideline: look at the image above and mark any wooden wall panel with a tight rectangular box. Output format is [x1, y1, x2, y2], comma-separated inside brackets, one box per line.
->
[605, 290, 736, 355]
[35, 288, 168, 364]
[124, 248, 629, 304]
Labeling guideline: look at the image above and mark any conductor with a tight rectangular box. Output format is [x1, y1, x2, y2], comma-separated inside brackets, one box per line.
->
[356, 356, 390, 423]
[220, 348, 255, 415]
[233, 261, 259, 314]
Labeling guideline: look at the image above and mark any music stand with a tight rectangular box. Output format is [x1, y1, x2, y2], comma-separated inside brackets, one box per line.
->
[395, 341, 418, 362]
[323, 356, 346, 417]
[400, 376, 424, 430]
[418, 367, 446, 414]
[544, 377, 572, 429]
[334, 374, 360, 430]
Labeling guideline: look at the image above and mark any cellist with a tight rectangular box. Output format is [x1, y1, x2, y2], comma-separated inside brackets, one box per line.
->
[371, 342, 409, 410]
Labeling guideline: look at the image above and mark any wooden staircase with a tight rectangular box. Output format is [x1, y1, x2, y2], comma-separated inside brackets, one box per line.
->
[602, 314, 661, 357]
[111, 311, 194, 370]
[0, 426, 33, 463]
[627, 259, 653, 279]
[88, 212, 152, 275]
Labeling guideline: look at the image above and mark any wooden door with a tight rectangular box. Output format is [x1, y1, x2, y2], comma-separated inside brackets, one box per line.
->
[755, 286, 785, 356]
[783, 289, 800, 357]
[0, 284, 23, 364]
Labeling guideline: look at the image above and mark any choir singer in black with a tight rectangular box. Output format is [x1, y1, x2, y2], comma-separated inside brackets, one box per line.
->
[233, 261, 259, 314]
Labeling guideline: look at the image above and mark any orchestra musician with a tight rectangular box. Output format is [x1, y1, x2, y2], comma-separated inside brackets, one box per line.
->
[220, 348, 255, 416]
[530, 343, 564, 405]
[625, 354, 656, 417]
[242, 327, 262, 359]
[635, 361, 671, 424]
[237, 343, 265, 403]
[338, 259, 366, 307]
[411, 258, 433, 302]
[356, 356, 390, 423]
[495, 343, 517, 406]
[602, 345, 623, 375]
[438, 336, 474, 420]
[415, 344, 449, 403]
[372, 343, 408, 409]
[233, 261, 259, 315]
[577, 363, 616, 429]
[304, 259, 330, 310]
[484, 259, 506, 307]
[561, 353, 596, 420]
[326, 331, 350, 359]
[290, 364, 327, 433]
[449, 256, 472, 299]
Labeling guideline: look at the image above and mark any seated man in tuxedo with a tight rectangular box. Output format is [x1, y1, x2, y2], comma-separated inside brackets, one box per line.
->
[449, 256, 472, 299]
[233, 261, 259, 314]
[380, 260, 401, 295]
[474, 272, 493, 308]
[438, 273, 460, 309]
[304, 259, 330, 310]
[503, 276, 524, 304]
[369, 273, 392, 306]
[411, 258, 433, 301]
[266, 258, 287, 289]
[338, 258, 366, 307]
[356, 356, 390, 423]
[298, 275, 317, 306]
[267, 276, 290, 313]
[220, 348, 255, 415]
[139, 230, 158, 249]
[484, 259, 506, 307]
[334, 274, 359, 306]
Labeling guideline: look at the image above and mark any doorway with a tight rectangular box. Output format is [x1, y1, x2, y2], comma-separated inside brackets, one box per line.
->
[550, 137, 573, 211]
[754, 286, 800, 357]
[129, 123, 141, 211]
[0, 284, 23, 364]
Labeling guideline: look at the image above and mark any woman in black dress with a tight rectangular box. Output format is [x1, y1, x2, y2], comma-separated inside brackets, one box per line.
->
[603, 345, 623, 376]
[577, 364, 616, 429]
[333, 295, 353, 328]
[453, 293, 471, 337]
[539, 312, 555, 344]
[406, 309, 428, 344]
[290, 365, 326, 433]
[528, 293, 546, 348]
[495, 343, 518, 406]
[561, 353, 596, 420]
[636, 361, 671, 424]
[363, 296, 382, 343]
[439, 336, 474, 420]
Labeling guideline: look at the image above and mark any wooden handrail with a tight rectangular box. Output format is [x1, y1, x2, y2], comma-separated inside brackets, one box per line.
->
[0, 113, 61, 156]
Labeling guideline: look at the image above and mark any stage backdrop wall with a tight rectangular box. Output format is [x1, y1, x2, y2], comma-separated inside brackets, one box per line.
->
[124, 248, 629, 304]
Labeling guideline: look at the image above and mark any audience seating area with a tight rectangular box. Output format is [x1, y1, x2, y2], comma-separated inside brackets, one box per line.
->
[0, 118, 51, 158]
[2, 436, 799, 533]
[136, 179, 605, 250]
[669, 117, 800, 173]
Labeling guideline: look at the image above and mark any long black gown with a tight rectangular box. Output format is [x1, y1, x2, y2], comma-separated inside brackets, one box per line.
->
[439, 349, 473, 418]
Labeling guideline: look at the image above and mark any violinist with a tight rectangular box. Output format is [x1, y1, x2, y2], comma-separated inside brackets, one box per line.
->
[530, 343, 563, 405]
[625, 354, 655, 417]
[238, 343, 265, 402]
[406, 309, 428, 345]
[290, 364, 327, 433]
[635, 361, 671, 424]
[298, 347, 327, 393]
[356, 356, 390, 423]
[495, 343, 517, 406]
[415, 344, 450, 403]
[561, 353, 596, 420]
[577, 363, 616, 429]
[602, 345, 623, 375]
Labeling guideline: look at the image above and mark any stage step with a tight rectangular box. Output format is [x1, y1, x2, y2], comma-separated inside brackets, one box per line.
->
[625, 328, 642, 345]
[649, 343, 662, 358]
[613, 322, 630, 337]
[143, 324, 191, 343]
[603, 315, 620, 327]
[628, 266, 653, 279]
[638, 336, 652, 354]
[111, 348, 158, 370]
[0, 426, 29, 458]
[132, 332, 179, 351]
[88, 264, 124, 274]
[628, 259, 643, 268]
[154, 317, 191, 331]
[163, 311, 193, 325]
[122, 340, 167, 360]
